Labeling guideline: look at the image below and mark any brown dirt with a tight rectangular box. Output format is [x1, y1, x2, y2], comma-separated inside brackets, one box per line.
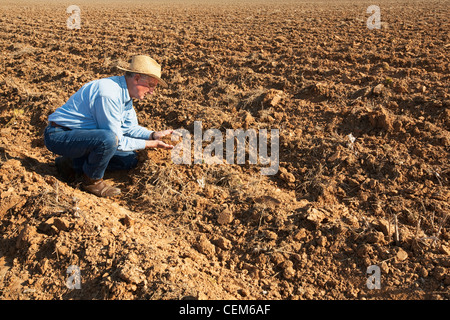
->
[0, 0, 449, 300]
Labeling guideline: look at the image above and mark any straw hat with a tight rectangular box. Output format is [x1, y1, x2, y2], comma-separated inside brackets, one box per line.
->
[117, 55, 168, 88]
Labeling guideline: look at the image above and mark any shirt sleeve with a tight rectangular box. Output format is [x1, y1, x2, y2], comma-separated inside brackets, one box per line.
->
[122, 108, 154, 141]
[93, 96, 147, 152]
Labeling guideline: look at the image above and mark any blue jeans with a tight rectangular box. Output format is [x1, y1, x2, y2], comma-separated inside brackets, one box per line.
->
[44, 124, 138, 179]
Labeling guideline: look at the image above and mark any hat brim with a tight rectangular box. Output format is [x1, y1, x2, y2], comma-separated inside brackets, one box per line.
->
[117, 66, 168, 88]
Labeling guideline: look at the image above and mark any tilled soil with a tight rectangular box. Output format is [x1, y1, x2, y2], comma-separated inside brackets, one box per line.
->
[0, 0, 448, 300]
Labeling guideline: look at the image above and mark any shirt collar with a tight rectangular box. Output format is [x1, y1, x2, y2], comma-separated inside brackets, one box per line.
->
[119, 75, 132, 103]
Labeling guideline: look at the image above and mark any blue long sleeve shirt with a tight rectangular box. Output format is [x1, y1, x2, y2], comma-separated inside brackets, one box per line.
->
[48, 75, 152, 152]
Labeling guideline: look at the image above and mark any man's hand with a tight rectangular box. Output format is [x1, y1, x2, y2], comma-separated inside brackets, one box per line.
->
[145, 140, 173, 149]
[145, 129, 174, 149]
[152, 129, 173, 141]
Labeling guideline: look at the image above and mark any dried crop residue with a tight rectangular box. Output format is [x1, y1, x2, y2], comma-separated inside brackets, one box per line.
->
[0, 0, 449, 300]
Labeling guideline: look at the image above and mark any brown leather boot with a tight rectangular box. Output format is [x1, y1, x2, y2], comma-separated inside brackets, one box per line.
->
[82, 174, 121, 197]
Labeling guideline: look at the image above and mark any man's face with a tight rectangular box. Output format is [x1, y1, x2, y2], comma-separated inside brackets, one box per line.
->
[131, 74, 159, 100]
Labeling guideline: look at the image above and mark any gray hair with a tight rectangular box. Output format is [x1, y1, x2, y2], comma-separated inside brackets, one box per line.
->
[124, 72, 151, 81]
[124, 71, 136, 78]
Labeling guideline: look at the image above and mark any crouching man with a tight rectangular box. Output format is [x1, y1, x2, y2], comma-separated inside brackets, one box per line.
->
[44, 55, 173, 197]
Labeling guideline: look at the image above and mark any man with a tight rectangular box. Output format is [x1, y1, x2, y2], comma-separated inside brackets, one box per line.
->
[44, 55, 173, 197]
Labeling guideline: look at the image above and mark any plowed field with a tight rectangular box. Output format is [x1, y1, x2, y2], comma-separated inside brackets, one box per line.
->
[0, 0, 449, 300]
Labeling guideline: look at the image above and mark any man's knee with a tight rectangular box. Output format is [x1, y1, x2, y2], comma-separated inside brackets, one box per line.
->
[99, 130, 119, 150]
[108, 151, 138, 171]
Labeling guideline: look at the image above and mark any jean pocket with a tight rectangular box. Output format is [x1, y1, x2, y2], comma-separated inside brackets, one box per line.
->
[46, 125, 70, 134]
